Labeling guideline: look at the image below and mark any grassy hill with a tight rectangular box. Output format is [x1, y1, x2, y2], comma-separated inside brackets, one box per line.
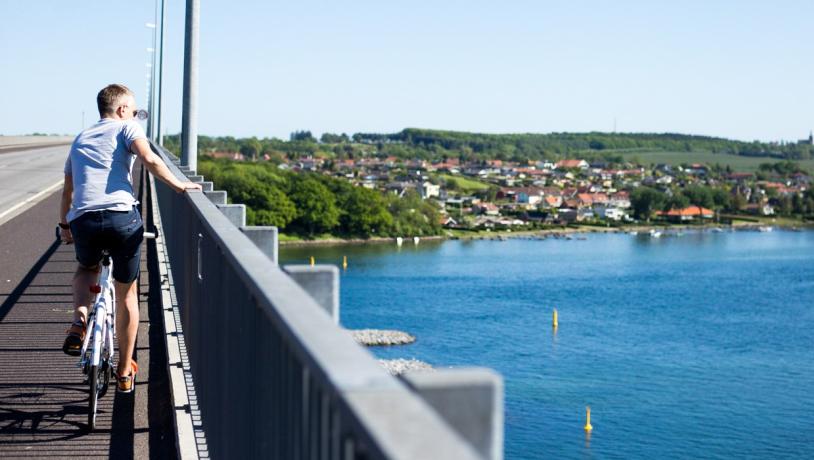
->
[616, 150, 814, 173]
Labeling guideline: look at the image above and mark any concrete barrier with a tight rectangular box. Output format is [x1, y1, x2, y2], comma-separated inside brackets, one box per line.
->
[204, 190, 226, 205]
[283, 264, 339, 324]
[240, 226, 278, 264]
[216, 203, 245, 227]
[402, 368, 504, 460]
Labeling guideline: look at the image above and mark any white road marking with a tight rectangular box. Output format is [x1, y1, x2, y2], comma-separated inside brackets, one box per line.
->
[0, 179, 64, 225]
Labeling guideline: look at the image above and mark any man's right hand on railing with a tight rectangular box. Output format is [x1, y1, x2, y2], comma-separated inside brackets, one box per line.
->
[174, 182, 203, 194]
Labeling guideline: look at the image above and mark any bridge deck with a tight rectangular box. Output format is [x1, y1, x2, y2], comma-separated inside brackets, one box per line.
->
[0, 167, 176, 458]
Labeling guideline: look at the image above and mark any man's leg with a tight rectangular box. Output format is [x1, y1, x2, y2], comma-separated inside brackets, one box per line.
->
[72, 263, 100, 325]
[114, 279, 139, 377]
[63, 263, 100, 355]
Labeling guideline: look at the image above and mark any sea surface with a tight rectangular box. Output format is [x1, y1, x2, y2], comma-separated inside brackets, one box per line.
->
[280, 230, 814, 459]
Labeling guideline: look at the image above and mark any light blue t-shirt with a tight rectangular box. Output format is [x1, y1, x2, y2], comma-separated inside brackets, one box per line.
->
[64, 118, 147, 222]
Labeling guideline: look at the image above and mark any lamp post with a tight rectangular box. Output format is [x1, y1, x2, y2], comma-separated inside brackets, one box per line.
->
[157, 0, 166, 146]
[181, 0, 200, 172]
[146, 21, 157, 140]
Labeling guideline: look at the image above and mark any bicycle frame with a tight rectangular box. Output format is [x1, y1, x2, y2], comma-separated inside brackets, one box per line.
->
[78, 258, 116, 372]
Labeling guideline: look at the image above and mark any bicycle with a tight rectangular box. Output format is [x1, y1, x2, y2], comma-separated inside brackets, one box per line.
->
[77, 250, 116, 430]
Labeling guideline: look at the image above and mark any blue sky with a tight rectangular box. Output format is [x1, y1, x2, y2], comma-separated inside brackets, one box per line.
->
[2, 1, 813, 142]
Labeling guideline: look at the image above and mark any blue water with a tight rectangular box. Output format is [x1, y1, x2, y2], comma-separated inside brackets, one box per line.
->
[280, 231, 814, 459]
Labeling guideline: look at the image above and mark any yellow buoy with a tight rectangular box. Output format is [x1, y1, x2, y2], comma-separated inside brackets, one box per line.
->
[584, 406, 593, 432]
[553, 309, 558, 328]
[310, 256, 315, 266]
[342, 255, 348, 270]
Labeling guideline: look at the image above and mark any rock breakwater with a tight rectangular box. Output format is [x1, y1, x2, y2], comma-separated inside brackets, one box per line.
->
[350, 329, 416, 346]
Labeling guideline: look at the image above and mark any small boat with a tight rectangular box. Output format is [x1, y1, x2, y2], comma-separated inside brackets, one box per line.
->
[649, 229, 662, 238]
[628, 231, 638, 236]
[758, 226, 773, 232]
[396, 237, 403, 246]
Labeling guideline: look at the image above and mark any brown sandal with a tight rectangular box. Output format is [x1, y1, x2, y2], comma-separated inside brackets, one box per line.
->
[62, 320, 86, 356]
[116, 361, 138, 393]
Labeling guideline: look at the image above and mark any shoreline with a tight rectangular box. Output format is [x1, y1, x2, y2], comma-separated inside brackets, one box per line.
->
[279, 220, 813, 247]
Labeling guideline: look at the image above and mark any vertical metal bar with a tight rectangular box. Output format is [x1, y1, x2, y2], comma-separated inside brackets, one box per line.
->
[283, 346, 292, 459]
[330, 408, 340, 460]
[293, 352, 301, 460]
[266, 319, 280, 459]
[320, 393, 330, 460]
[311, 386, 320, 460]
[181, 0, 199, 172]
[302, 368, 311, 460]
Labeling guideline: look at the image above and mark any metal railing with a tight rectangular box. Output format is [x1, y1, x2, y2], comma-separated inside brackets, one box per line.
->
[149, 142, 495, 459]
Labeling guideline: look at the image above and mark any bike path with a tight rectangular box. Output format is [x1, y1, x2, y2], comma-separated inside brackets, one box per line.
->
[0, 165, 177, 459]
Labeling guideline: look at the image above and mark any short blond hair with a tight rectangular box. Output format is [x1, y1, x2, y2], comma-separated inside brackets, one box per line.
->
[96, 84, 133, 117]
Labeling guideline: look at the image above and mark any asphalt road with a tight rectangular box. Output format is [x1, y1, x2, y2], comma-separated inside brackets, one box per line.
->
[0, 144, 70, 225]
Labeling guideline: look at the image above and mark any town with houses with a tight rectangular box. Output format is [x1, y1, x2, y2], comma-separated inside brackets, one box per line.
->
[207, 150, 813, 230]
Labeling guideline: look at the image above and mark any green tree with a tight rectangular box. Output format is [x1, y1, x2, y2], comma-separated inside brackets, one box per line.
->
[215, 170, 296, 228]
[682, 186, 715, 209]
[664, 193, 690, 211]
[730, 192, 747, 212]
[239, 137, 262, 160]
[711, 188, 731, 210]
[630, 187, 666, 221]
[338, 186, 393, 236]
[288, 176, 340, 235]
[290, 130, 316, 142]
[387, 191, 442, 236]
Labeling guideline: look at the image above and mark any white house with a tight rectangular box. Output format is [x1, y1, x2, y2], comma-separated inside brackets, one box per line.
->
[420, 181, 440, 199]
[594, 205, 627, 221]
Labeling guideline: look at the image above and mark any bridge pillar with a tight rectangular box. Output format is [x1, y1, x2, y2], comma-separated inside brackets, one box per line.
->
[199, 181, 213, 192]
[216, 203, 246, 227]
[187, 175, 204, 182]
[401, 368, 504, 460]
[240, 226, 278, 263]
[282, 265, 339, 323]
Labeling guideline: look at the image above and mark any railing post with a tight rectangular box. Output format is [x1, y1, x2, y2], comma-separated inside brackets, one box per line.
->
[240, 226, 279, 264]
[216, 204, 246, 227]
[204, 191, 227, 205]
[282, 265, 340, 323]
[401, 368, 504, 460]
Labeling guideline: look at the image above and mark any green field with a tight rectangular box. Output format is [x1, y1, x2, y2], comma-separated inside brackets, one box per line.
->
[617, 150, 814, 173]
[436, 173, 491, 192]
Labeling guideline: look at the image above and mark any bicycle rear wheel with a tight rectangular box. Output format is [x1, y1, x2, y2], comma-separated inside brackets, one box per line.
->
[98, 358, 112, 399]
[88, 364, 99, 430]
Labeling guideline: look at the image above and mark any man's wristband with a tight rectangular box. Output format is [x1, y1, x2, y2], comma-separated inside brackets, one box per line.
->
[58, 222, 70, 230]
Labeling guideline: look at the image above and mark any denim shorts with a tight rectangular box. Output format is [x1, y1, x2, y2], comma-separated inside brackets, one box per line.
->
[69, 207, 144, 283]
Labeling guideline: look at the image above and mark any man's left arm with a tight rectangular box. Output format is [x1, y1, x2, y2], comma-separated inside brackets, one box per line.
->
[59, 174, 73, 243]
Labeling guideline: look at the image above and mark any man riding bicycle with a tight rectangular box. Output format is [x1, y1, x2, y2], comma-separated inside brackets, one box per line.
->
[59, 84, 200, 393]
